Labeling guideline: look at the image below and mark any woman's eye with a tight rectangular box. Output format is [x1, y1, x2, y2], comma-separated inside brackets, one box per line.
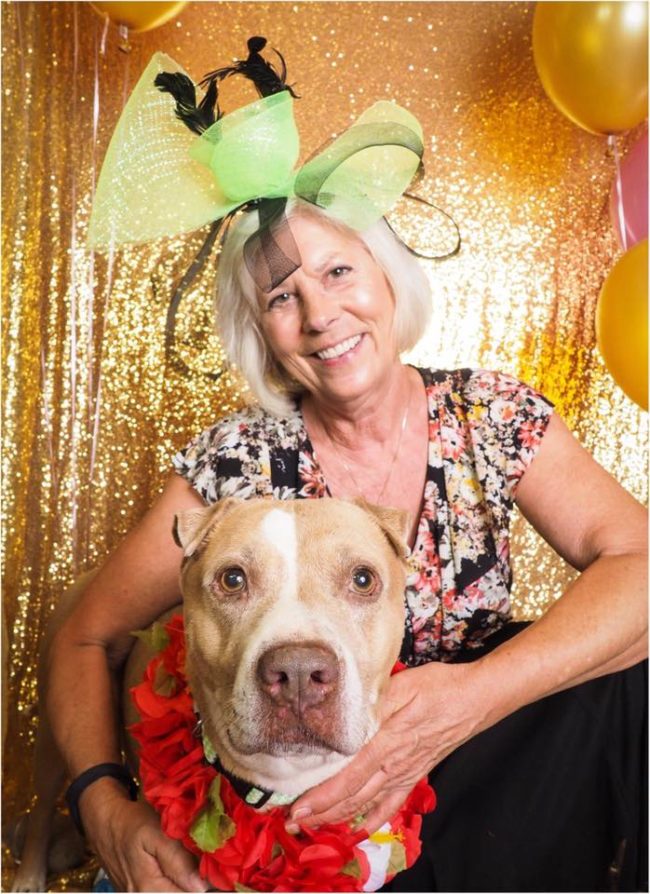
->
[351, 566, 377, 595]
[267, 292, 294, 310]
[218, 567, 247, 594]
[329, 265, 351, 279]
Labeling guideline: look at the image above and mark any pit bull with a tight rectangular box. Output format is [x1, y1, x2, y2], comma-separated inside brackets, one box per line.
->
[11, 497, 410, 892]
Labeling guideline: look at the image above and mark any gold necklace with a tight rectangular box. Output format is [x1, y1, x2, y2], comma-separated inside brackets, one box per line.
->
[321, 390, 411, 504]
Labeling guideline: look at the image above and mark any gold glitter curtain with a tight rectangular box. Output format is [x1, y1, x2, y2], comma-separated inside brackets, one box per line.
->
[2, 2, 647, 889]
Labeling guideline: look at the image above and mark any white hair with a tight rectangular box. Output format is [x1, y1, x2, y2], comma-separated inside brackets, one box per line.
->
[215, 199, 432, 416]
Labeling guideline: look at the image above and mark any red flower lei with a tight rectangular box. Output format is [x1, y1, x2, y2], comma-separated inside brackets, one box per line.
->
[130, 615, 436, 892]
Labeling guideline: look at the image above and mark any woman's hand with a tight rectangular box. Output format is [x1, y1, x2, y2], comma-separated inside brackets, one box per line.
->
[286, 661, 485, 836]
[81, 781, 207, 892]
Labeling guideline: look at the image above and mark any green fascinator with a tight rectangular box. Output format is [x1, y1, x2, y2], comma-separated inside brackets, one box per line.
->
[87, 38, 452, 371]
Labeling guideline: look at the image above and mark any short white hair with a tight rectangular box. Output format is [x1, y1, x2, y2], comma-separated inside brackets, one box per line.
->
[215, 199, 432, 416]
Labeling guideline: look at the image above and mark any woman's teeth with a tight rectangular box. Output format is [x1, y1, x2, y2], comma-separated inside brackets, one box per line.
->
[316, 335, 361, 361]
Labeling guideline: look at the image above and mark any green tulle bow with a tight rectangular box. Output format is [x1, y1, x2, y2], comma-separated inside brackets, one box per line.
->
[87, 52, 425, 262]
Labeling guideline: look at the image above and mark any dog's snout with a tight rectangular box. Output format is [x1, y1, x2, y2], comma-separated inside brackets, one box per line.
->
[257, 643, 339, 712]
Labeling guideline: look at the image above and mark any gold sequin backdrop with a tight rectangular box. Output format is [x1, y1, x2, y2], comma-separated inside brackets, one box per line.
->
[1, 1, 647, 888]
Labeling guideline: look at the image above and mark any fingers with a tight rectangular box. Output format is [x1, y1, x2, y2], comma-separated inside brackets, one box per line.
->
[287, 737, 387, 829]
[359, 788, 410, 837]
[138, 878, 186, 892]
[145, 835, 207, 893]
[290, 767, 389, 829]
[91, 801, 208, 893]
[287, 726, 419, 830]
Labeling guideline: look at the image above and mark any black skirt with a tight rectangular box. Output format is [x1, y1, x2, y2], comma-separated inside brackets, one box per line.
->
[382, 623, 648, 893]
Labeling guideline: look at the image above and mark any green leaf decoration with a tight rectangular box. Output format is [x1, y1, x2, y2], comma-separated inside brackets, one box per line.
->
[190, 776, 236, 852]
[190, 806, 219, 853]
[207, 776, 225, 810]
[131, 621, 170, 653]
[153, 662, 179, 697]
[201, 731, 218, 764]
[387, 839, 407, 876]
[234, 884, 258, 892]
[271, 842, 284, 860]
[342, 858, 362, 879]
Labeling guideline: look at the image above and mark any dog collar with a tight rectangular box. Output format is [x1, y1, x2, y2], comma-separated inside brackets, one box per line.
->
[206, 754, 297, 809]
[193, 716, 298, 809]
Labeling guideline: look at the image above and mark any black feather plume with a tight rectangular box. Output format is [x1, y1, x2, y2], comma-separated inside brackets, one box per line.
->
[198, 36, 299, 100]
[154, 71, 221, 136]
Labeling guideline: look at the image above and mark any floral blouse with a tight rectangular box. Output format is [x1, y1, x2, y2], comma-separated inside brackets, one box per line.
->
[172, 368, 553, 665]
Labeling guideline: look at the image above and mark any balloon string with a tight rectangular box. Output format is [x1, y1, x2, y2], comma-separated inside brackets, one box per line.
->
[69, 0, 80, 554]
[88, 15, 102, 499]
[89, 24, 130, 494]
[608, 134, 629, 253]
[99, 12, 109, 55]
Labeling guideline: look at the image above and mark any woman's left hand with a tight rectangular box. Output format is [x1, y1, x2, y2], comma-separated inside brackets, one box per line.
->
[286, 661, 486, 836]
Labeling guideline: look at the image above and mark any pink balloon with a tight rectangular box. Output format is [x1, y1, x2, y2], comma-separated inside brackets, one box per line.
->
[610, 132, 648, 250]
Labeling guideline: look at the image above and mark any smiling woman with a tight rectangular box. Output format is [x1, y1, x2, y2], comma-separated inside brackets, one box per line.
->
[216, 200, 432, 418]
[42, 34, 648, 894]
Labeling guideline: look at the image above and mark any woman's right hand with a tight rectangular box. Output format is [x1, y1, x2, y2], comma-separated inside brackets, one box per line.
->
[81, 780, 207, 892]
[46, 473, 208, 891]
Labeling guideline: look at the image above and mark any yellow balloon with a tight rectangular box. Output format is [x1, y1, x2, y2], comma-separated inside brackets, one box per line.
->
[596, 240, 648, 410]
[533, 2, 648, 134]
[89, 2, 188, 33]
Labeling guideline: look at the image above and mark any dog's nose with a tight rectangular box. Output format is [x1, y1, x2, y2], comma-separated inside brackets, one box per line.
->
[257, 643, 339, 711]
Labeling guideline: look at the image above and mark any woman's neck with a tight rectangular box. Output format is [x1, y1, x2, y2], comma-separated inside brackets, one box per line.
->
[302, 362, 419, 451]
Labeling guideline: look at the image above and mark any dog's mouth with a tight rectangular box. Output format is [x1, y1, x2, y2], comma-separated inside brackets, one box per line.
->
[225, 702, 358, 757]
[227, 722, 345, 756]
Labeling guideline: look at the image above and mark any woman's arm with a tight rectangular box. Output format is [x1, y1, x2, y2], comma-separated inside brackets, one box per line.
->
[47, 472, 208, 893]
[475, 412, 647, 718]
[286, 414, 647, 834]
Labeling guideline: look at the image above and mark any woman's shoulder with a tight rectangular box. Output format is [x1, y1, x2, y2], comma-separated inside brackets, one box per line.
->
[184, 401, 303, 454]
[173, 402, 304, 504]
[418, 367, 553, 410]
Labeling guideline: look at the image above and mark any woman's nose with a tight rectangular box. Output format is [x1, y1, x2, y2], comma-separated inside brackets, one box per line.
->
[300, 287, 340, 333]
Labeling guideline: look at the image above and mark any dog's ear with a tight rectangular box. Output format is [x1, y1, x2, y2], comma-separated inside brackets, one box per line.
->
[173, 498, 240, 558]
[352, 499, 410, 559]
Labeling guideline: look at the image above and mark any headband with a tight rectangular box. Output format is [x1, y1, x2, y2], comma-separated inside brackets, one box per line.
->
[87, 38, 459, 375]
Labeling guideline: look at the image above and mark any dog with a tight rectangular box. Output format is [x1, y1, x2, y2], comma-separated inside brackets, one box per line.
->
[11, 497, 410, 891]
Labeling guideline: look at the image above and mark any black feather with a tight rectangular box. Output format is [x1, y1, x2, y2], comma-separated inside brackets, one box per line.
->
[198, 35, 299, 101]
[198, 77, 221, 124]
[247, 35, 267, 54]
[154, 71, 221, 136]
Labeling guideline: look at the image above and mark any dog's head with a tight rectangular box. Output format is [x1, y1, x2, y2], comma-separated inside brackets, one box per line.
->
[173, 497, 408, 794]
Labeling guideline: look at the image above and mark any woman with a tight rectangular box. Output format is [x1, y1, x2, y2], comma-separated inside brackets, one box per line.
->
[47, 198, 647, 893]
[48, 39, 647, 893]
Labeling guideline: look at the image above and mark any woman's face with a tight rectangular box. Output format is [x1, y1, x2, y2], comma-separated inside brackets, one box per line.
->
[257, 215, 398, 408]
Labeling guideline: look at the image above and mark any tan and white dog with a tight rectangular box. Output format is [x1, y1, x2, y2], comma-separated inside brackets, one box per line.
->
[11, 497, 410, 892]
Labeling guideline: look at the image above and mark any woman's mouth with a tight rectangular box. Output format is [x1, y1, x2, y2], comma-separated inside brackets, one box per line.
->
[314, 334, 363, 362]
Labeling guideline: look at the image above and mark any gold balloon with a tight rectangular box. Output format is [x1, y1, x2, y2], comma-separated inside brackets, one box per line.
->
[596, 240, 648, 410]
[89, 1, 188, 33]
[533, 2, 648, 134]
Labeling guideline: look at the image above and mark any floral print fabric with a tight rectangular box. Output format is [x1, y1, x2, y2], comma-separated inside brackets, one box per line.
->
[172, 368, 553, 664]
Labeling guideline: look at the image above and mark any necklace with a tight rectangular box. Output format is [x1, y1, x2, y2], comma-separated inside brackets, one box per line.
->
[321, 387, 411, 504]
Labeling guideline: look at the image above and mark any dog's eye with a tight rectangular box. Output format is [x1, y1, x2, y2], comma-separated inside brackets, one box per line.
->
[351, 566, 376, 594]
[219, 567, 247, 594]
